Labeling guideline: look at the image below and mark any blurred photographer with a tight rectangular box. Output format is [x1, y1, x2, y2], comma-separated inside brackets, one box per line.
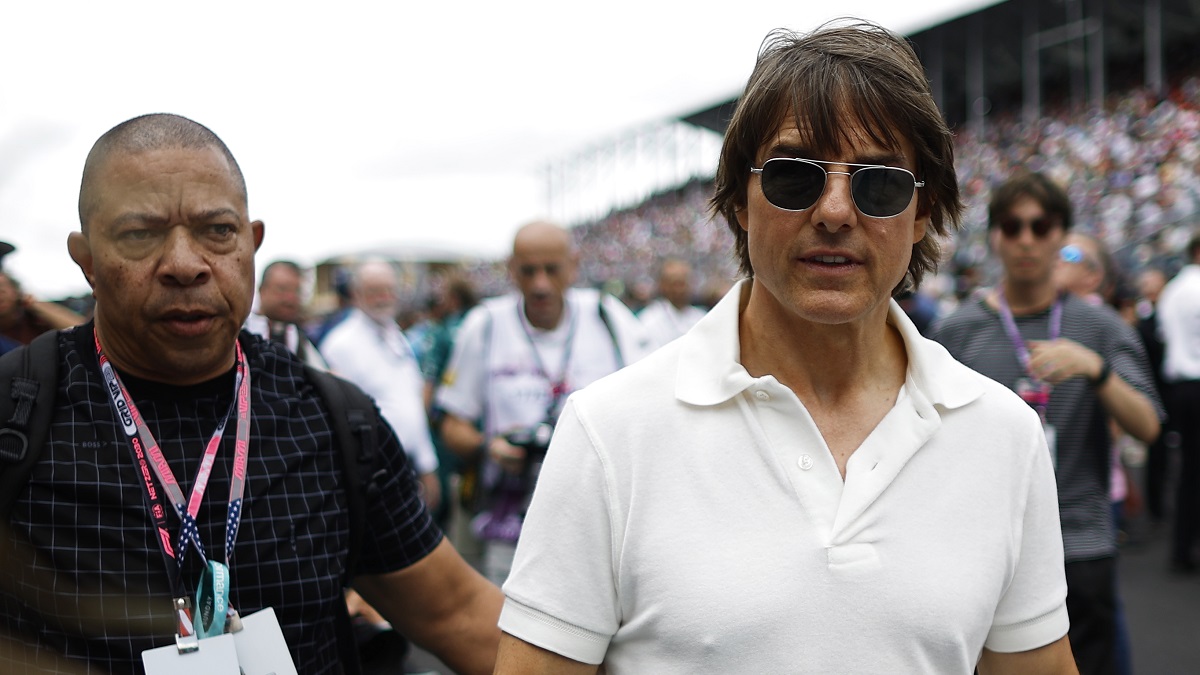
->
[436, 221, 649, 585]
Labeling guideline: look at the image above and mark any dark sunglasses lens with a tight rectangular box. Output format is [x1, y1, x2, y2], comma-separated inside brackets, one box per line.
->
[761, 160, 826, 211]
[998, 218, 1054, 238]
[851, 167, 914, 217]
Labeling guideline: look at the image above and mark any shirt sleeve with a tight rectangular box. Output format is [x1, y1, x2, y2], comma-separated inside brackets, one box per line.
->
[433, 305, 490, 422]
[1104, 314, 1166, 419]
[354, 404, 444, 575]
[984, 419, 1070, 652]
[498, 397, 619, 664]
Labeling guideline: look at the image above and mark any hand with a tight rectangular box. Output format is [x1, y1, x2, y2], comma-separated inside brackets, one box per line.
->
[1027, 338, 1104, 385]
[488, 435, 526, 473]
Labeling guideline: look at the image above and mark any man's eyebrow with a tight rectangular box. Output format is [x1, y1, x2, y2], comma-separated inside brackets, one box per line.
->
[110, 212, 167, 228]
[191, 207, 241, 222]
[763, 143, 811, 159]
[761, 144, 908, 167]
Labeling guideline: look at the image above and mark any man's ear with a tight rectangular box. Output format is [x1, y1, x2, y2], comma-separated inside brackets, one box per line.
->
[67, 232, 95, 289]
[735, 207, 749, 232]
[912, 212, 931, 245]
[251, 220, 265, 251]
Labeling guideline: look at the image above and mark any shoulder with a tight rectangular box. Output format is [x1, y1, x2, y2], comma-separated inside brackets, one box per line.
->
[1061, 295, 1136, 342]
[570, 339, 680, 414]
[930, 297, 993, 343]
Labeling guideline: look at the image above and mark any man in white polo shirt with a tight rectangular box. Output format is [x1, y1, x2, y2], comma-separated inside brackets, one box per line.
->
[494, 21, 1075, 675]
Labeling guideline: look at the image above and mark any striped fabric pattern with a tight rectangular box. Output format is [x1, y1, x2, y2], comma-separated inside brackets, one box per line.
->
[933, 293, 1161, 562]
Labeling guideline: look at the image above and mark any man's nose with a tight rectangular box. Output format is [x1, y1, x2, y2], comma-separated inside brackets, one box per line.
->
[158, 228, 211, 286]
[810, 171, 856, 232]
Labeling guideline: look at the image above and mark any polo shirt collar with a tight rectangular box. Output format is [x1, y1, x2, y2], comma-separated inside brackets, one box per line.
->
[675, 279, 984, 411]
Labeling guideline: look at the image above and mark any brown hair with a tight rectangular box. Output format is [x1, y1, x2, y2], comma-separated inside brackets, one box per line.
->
[710, 20, 962, 293]
[987, 171, 1073, 232]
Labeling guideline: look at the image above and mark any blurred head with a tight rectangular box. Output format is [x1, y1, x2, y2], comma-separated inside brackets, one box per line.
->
[1054, 233, 1110, 299]
[258, 260, 304, 324]
[67, 113, 263, 385]
[1137, 267, 1167, 305]
[352, 259, 400, 325]
[710, 20, 962, 294]
[508, 221, 577, 330]
[988, 172, 1071, 289]
[0, 271, 20, 318]
[657, 258, 693, 309]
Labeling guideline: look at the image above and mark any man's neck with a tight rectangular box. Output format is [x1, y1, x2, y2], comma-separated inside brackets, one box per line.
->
[998, 277, 1058, 315]
[738, 286, 907, 407]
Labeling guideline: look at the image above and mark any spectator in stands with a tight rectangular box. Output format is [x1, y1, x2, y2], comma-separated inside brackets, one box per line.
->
[0, 269, 87, 346]
[935, 171, 1162, 675]
[637, 258, 706, 350]
[436, 221, 649, 586]
[1158, 231, 1200, 574]
[244, 259, 326, 369]
[496, 22, 1075, 674]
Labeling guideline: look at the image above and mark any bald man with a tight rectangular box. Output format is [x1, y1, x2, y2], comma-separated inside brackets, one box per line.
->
[1, 113, 501, 674]
[435, 221, 649, 585]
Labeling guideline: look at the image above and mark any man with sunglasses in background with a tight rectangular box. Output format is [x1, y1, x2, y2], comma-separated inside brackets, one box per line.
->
[495, 21, 1076, 674]
[934, 171, 1161, 675]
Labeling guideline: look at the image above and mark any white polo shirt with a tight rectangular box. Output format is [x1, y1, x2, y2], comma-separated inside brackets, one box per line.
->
[500, 280, 1069, 674]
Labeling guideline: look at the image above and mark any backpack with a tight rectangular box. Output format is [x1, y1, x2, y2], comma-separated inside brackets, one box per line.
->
[0, 330, 385, 674]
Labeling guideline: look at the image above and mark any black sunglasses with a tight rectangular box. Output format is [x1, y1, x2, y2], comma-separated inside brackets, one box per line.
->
[997, 217, 1056, 239]
[749, 158, 924, 218]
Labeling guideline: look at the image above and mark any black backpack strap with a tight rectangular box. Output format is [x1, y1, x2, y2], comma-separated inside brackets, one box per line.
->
[0, 330, 61, 519]
[597, 293, 625, 369]
[303, 364, 387, 675]
[303, 364, 385, 584]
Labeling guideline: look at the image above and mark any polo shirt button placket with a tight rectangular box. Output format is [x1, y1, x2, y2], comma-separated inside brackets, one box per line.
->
[798, 454, 814, 471]
[754, 390, 770, 401]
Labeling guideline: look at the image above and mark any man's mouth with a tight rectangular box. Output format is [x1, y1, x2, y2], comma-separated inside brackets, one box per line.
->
[808, 255, 851, 264]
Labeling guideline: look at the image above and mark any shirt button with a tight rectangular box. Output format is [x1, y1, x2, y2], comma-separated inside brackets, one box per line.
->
[754, 390, 770, 401]
[798, 454, 814, 470]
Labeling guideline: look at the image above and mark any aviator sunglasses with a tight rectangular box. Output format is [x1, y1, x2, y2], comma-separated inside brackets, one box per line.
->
[749, 157, 924, 218]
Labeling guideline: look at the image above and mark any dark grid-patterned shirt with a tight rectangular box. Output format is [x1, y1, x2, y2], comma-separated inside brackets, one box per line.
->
[1, 324, 442, 674]
[933, 293, 1161, 562]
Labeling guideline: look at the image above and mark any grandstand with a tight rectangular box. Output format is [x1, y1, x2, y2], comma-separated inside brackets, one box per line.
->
[529, 0, 1200, 305]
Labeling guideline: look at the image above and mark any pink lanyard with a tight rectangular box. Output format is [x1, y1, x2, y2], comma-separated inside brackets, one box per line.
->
[95, 331, 252, 586]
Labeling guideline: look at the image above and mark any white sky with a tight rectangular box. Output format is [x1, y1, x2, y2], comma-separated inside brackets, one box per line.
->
[0, 0, 993, 297]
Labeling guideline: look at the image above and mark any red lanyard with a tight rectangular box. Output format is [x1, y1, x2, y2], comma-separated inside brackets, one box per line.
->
[95, 331, 252, 593]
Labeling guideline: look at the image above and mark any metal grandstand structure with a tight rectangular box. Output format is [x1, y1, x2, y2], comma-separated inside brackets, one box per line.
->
[545, 0, 1200, 225]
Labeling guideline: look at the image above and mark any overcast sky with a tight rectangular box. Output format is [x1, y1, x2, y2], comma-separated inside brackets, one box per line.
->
[0, 0, 994, 297]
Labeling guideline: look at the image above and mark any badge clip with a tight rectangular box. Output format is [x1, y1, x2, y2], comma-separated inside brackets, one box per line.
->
[174, 596, 200, 654]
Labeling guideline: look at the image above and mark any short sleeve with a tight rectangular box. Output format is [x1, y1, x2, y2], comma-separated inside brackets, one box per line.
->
[498, 397, 620, 664]
[354, 413, 443, 575]
[984, 423, 1070, 652]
